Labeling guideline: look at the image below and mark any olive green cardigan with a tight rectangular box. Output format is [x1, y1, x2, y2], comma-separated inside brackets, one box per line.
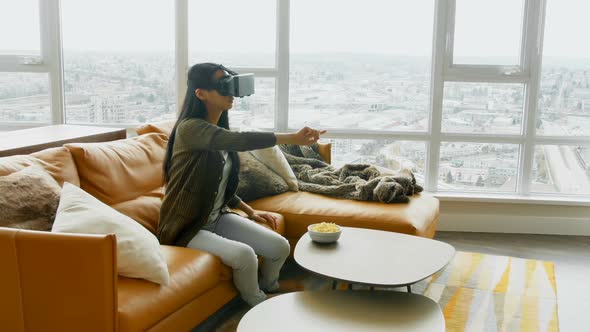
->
[157, 118, 276, 246]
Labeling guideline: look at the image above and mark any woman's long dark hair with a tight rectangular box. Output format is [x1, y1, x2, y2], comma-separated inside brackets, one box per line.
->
[163, 63, 234, 183]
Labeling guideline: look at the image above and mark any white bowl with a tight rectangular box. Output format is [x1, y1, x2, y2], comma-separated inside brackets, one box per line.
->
[307, 224, 342, 243]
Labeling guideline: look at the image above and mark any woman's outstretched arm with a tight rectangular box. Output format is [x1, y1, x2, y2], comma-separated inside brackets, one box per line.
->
[178, 118, 326, 152]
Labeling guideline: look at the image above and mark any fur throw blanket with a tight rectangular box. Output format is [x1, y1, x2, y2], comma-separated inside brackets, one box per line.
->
[278, 144, 423, 203]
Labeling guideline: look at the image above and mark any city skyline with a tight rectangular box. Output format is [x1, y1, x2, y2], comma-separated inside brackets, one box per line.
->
[1, 52, 588, 195]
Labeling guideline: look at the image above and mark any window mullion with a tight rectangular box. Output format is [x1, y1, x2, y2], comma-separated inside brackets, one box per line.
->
[227, 68, 278, 77]
[317, 130, 430, 141]
[0, 61, 49, 72]
[519, 0, 546, 195]
[426, 0, 449, 192]
[40, 0, 65, 125]
[444, 70, 529, 83]
[175, 0, 189, 116]
[275, 0, 289, 132]
[535, 136, 590, 145]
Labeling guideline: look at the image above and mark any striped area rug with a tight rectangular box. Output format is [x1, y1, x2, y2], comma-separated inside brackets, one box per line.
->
[214, 251, 559, 332]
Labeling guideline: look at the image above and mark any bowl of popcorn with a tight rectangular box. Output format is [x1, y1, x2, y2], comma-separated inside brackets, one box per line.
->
[307, 222, 342, 243]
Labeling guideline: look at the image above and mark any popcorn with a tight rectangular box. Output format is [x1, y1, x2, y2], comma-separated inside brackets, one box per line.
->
[310, 222, 340, 233]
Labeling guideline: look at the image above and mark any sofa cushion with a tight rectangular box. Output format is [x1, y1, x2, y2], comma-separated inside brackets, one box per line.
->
[135, 120, 175, 137]
[237, 151, 289, 202]
[248, 191, 439, 240]
[0, 147, 80, 186]
[0, 165, 62, 231]
[65, 133, 168, 205]
[117, 245, 223, 332]
[250, 146, 298, 191]
[110, 188, 164, 234]
[52, 183, 170, 285]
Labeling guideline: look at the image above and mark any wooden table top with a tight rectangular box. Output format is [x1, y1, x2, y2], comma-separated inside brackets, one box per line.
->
[238, 290, 445, 332]
[0, 125, 126, 157]
[294, 227, 455, 287]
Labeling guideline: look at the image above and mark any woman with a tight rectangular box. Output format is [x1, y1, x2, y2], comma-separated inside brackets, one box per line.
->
[158, 63, 325, 306]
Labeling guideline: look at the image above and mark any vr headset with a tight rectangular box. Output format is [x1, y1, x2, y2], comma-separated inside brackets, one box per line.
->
[212, 73, 255, 98]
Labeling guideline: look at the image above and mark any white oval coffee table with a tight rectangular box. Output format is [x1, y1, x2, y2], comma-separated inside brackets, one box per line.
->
[237, 290, 445, 332]
[294, 227, 455, 291]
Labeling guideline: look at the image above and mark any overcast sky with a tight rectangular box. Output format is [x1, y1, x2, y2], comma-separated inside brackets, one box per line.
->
[1, 0, 589, 57]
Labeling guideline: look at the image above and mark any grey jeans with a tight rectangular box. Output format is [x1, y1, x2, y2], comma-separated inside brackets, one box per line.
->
[186, 213, 290, 306]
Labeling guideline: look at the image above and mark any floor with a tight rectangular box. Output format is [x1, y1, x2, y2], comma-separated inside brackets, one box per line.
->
[195, 231, 590, 332]
[434, 232, 590, 332]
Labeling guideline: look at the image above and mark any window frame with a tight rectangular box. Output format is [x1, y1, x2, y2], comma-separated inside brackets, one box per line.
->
[0, 0, 588, 202]
[177, 0, 284, 132]
[0, 0, 64, 128]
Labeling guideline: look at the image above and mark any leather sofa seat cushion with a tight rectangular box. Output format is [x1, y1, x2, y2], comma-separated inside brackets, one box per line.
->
[135, 120, 175, 137]
[0, 147, 80, 186]
[65, 133, 168, 205]
[248, 191, 439, 240]
[117, 245, 223, 332]
[110, 187, 164, 234]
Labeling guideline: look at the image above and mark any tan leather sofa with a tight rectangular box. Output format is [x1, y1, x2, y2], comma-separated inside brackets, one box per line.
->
[0, 134, 279, 332]
[136, 122, 440, 251]
[0, 123, 439, 331]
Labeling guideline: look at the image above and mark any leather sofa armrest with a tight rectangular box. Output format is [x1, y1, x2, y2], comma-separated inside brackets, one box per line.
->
[317, 142, 332, 164]
[0, 228, 118, 332]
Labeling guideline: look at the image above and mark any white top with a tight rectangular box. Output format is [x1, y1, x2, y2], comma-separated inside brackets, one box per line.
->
[238, 290, 445, 332]
[205, 151, 232, 226]
[294, 227, 455, 287]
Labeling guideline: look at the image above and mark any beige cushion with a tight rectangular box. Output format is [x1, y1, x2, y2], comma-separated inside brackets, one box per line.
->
[0, 165, 61, 231]
[52, 183, 170, 285]
[250, 146, 298, 191]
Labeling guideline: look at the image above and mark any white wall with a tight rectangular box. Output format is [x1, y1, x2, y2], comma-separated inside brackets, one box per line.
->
[439, 201, 590, 235]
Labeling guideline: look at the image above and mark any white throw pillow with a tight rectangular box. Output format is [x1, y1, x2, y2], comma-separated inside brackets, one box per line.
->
[52, 183, 169, 285]
[250, 146, 299, 191]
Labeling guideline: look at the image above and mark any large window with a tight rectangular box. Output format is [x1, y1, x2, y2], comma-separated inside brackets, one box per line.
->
[0, 73, 50, 123]
[188, 0, 276, 68]
[452, 0, 524, 66]
[230, 78, 275, 129]
[61, 0, 175, 125]
[439, 143, 519, 192]
[538, 0, 590, 136]
[532, 145, 590, 195]
[188, 0, 277, 130]
[442, 82, 524, 135]
[533, 0, 590, 195]
[324, 139, 426, 177]
[0, 0, 50, 126]
[431, 0, 530, 195]
[289, 0, 434, 132]
[0, 0, 41, 56]
[1, 0, 589, 201]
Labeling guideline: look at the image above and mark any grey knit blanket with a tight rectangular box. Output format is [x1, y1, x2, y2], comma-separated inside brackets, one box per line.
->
[278, 144, 423, 203]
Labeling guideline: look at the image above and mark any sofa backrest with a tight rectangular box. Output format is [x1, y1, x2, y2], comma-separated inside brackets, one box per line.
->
[64, 133, 168, 206]
[62, 133, 169, 234]
[0, 147, 80, 186]
[135, 120, 175, 137]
